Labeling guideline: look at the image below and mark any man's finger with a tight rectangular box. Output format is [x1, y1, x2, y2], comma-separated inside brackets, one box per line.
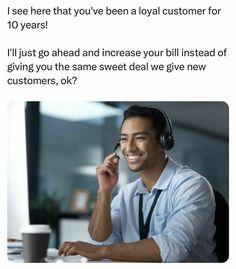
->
[98, 165, 116, 176]
[105, 160, 119, 170]
[58, 242, 67, 255]
[104, 152, 117, 162]
[98, 160, 119, 173]
[112, 155, 120, 165]
[58, 242, 73, 256]
[67, 246, 80, 256]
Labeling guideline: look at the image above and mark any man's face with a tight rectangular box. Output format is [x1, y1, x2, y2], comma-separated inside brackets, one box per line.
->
[120, 117, 161, 172]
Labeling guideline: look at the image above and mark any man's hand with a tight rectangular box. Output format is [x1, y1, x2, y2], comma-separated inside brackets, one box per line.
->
[58, 241, 105, 260]
[96, 152, 119, 192]
[58, 238, 161, 262]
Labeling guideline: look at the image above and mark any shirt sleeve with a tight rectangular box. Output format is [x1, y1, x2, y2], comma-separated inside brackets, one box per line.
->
[152, 176, 216, 262]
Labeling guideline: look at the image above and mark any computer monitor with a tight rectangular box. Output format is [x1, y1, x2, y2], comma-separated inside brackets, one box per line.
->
[7, 102, 30, 240]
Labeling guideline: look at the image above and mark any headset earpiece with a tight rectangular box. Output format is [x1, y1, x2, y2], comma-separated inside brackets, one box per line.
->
[158, 109, 174, 150]
[160, 132, 174, 150]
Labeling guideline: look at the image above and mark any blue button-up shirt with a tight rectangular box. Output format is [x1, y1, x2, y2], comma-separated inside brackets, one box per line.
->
[92, 158, 217, 262]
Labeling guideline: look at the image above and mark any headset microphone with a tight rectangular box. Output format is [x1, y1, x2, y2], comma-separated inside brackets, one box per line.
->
[114, 142, 120, 152]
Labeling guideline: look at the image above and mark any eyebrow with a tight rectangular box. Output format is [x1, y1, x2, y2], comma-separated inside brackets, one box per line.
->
[120, 132, 148, 137]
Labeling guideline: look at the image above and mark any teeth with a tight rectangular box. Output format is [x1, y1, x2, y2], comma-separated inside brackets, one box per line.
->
[127, 155, 141, 161]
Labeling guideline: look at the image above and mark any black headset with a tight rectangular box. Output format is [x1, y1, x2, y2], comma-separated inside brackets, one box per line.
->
[157, 108, 174, 150]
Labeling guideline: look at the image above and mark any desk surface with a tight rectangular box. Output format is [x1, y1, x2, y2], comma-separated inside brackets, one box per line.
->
[8, 248, 112, 263]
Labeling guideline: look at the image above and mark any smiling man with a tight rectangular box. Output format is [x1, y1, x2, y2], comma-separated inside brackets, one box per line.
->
[59, 105, 217, 262]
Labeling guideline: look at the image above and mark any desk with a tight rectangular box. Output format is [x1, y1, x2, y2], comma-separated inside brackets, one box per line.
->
[8, 248, 112, 263]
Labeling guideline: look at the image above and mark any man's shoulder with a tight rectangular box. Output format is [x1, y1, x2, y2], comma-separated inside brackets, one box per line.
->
[170, 160, 212, 194]
[169, 157, 205, 180]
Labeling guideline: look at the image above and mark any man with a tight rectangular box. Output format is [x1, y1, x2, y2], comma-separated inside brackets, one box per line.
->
[59, 105, 217, 262]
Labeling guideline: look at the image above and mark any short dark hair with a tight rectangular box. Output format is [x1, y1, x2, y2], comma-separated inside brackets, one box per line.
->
[121, 105, 167, 138]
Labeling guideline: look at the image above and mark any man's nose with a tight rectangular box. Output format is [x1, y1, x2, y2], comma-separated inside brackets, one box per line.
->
[125, 138, 137, 152]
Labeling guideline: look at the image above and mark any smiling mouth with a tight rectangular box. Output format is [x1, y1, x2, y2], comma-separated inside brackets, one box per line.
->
[126, 154, 143, 162]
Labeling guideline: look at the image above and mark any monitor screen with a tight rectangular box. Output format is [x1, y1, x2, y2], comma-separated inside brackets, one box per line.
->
[7, 102, 30, 240]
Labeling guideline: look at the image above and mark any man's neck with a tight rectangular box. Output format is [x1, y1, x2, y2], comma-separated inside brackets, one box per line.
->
[140, 157, 168, 192]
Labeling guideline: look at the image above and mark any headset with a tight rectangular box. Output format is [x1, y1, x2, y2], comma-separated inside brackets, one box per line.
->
[157, 108, 174, 150]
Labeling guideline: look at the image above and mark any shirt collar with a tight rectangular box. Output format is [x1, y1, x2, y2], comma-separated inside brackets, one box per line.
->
[134, 157, 177, 196]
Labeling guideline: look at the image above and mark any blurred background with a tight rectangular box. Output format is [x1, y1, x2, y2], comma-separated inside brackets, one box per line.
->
[25, 101, 228, 247]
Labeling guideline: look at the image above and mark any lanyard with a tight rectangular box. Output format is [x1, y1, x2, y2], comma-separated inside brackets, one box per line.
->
[139, 189, 162, 240]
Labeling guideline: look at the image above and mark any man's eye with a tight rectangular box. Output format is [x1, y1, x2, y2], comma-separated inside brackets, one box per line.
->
[136, 136, 145, 140]
[120, 137, 127, 141]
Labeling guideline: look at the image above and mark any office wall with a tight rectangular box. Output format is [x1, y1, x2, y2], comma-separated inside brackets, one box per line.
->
[39, 115, 118, 211]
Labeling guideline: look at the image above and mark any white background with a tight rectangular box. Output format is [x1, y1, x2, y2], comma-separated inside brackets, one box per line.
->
[0, 0, 235, 267]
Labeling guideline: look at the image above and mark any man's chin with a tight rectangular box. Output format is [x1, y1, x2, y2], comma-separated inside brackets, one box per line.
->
[128, 165, 142, 172]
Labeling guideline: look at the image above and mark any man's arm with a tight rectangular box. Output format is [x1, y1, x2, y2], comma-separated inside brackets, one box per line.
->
[88, 189, 113, 241]
[103, 238, 162, 262]
[58, 238, 162, 262]
[88, 153, 119, 241]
